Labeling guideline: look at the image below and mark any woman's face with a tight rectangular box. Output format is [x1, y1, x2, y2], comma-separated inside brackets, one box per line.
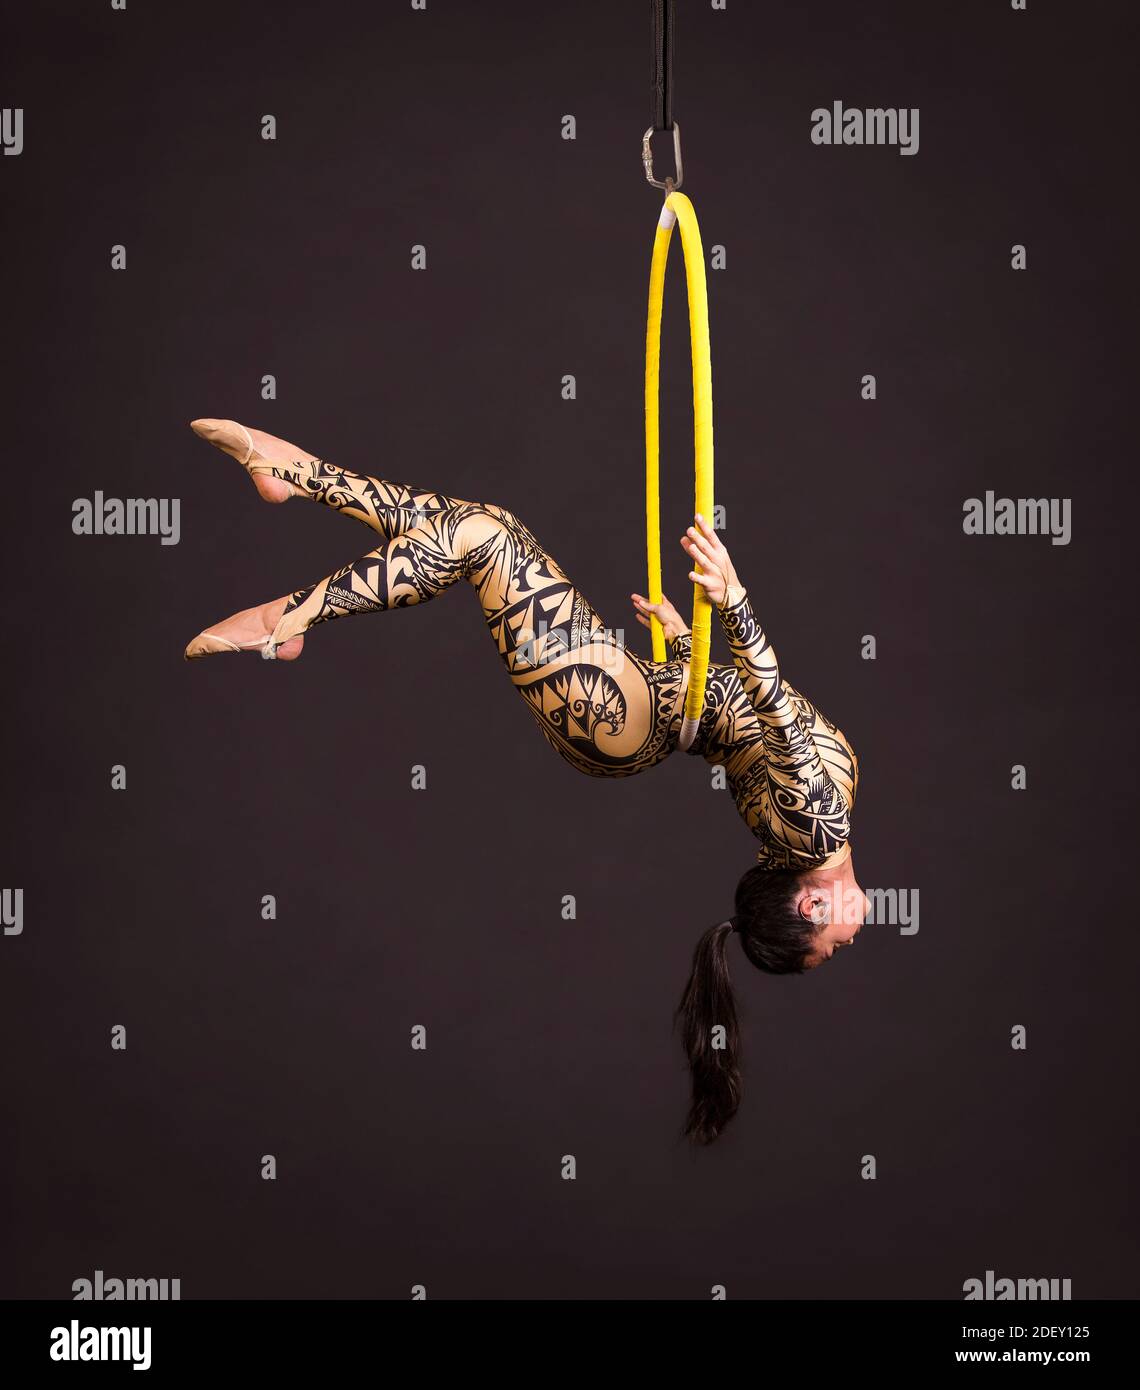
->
[803, 857, 871, 968]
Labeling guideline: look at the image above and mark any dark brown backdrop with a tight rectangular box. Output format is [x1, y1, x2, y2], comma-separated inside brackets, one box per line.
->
[1, 0, 1136, 1299]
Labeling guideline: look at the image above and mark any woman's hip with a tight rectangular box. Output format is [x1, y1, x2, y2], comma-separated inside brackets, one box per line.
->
[506, 637, 688, 778]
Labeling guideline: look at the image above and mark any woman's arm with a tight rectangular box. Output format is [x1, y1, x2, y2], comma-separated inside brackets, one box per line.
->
[716, 583, 851, 860]
[681, 516, 851, 862]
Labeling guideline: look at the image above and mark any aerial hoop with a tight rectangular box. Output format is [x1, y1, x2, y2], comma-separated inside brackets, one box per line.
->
[644, 189, 714, 752]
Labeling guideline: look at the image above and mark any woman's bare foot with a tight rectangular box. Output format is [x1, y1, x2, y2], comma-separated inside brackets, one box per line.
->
[244, 425, 321, 492]
[184, 596, 305, 661]
[190, 418, 320, 505]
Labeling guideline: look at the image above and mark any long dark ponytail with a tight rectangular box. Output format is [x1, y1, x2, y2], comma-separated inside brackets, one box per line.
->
[675, 867, 818, 1145]
[674, 919, 741, 1145]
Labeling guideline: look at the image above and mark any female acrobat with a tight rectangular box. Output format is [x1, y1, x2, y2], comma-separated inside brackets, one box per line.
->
[185, 419, 869, 1144]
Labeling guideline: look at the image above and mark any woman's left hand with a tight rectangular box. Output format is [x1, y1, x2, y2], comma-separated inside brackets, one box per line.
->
[681, 513, 742, 609]
[631, 591, 689, 641]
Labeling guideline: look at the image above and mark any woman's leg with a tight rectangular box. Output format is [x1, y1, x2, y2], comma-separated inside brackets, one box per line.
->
[193, 419, 464, 540]
[261, 452, 462, 541]
[194, 497, 690, 778]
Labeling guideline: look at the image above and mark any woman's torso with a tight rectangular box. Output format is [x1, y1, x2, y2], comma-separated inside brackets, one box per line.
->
[682, 662, 859, 870]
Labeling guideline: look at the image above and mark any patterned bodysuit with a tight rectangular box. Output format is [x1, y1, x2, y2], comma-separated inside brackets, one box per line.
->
[249, 454, 858, 872]
[667, 596, 859, 872]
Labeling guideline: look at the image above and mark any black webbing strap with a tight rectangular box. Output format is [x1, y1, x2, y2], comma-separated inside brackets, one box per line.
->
[651, 0, 676, 132]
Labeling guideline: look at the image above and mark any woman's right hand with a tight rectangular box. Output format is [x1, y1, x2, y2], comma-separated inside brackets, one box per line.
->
[680, 513, 743, 609]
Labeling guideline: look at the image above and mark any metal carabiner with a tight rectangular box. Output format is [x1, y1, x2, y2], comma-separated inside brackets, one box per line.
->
[641, 122, 683, 192]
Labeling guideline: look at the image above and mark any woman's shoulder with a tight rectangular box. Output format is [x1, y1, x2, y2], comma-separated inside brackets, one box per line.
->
[755, 839, 852, 873]
[782, 680, 859, 806]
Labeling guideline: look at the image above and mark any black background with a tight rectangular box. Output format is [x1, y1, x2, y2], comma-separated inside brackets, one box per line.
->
[1, 0, 1136, 1299]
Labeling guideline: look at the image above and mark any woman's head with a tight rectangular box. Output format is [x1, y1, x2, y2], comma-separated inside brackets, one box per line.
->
[675, 856, 870, 1144]
[737, 857, 871, 970]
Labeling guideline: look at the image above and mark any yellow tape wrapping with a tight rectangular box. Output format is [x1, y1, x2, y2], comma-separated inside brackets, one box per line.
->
[644, 191, 715, 749]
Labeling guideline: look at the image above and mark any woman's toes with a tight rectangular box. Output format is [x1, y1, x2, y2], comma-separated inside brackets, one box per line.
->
[190, 418, 295, 503]
[190, 418, 248, 460]
[189, 417, 222, 442]
[274, 636, 304, 661]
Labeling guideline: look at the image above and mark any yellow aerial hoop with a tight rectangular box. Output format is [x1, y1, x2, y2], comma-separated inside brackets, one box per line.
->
[643, 143, 715, 752]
